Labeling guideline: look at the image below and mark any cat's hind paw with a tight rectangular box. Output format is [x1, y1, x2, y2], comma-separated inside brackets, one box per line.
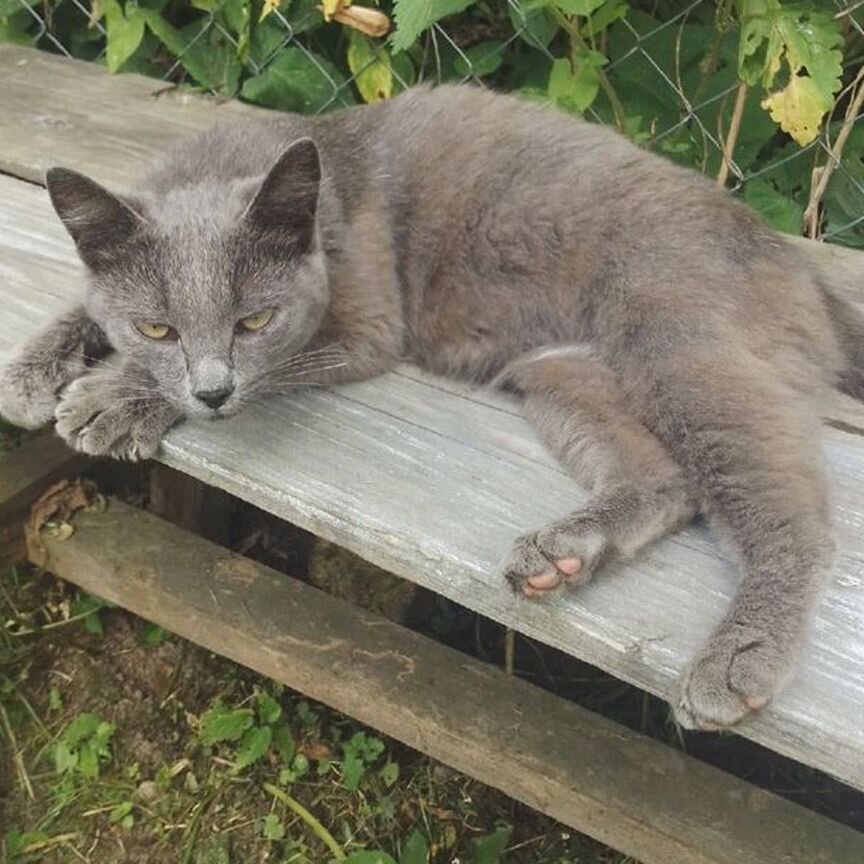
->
[674, 626, 796, 730]
[503, 517, 609, 598]
[54, 367, 180, 461]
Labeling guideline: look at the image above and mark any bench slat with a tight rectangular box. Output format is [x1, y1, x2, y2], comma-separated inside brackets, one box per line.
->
[1, 174, 863, 792]
[1, 47, 863, 791]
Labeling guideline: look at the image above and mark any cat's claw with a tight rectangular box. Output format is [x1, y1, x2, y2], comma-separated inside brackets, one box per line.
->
[504, 518, 607, 598]
[674, 626, 794, 730]
[54, 369, 179, 461]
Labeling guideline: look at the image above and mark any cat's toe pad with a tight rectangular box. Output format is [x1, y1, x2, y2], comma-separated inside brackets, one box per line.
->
[504, 520, 607, 598]
[674, 628, 793, 730]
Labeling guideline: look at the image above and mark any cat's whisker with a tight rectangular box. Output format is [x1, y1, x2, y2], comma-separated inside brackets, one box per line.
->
[276, 362, 348, 380]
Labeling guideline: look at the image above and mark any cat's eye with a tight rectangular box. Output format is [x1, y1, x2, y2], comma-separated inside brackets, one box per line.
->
[134, 322, 175, 340]
[238, 310, 274, 333]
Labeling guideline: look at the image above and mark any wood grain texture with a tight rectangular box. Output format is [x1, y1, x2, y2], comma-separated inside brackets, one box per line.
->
[1, 47, 864, 790]
[27, 498, 864, 864]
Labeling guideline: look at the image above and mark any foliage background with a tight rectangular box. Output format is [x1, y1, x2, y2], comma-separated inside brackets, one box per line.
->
[1, 0, 863, 247]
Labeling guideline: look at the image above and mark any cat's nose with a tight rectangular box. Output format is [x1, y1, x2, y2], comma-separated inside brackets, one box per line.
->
[194, 385, 234, 410]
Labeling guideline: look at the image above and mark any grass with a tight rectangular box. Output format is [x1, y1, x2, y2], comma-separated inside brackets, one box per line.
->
[0, 565, 636, 864]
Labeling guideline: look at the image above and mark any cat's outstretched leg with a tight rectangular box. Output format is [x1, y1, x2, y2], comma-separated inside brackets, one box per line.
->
[499, 347, 696, 597]
[54, 359, 181, 461]
[652, 348, 834, 730]
[0, 306, 109, 428]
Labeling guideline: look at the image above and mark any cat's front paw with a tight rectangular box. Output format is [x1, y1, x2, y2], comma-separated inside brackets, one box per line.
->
[0, 354, 87, 429]
[674, 626, 796, 730]
[54, 368, 180, 461]
[503, 515, 609, 598]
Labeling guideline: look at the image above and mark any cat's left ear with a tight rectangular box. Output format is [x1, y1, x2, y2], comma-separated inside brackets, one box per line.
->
[245, 138, 321, 251]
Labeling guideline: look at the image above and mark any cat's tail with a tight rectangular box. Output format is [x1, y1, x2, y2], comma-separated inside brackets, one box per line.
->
[819, 280, 864, 401]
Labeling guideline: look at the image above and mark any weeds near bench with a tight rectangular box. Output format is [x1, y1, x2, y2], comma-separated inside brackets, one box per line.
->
[1, 1, 863, 246]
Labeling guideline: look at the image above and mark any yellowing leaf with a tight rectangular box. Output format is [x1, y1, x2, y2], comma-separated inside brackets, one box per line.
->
[259, 0, 281, 22]
[761, 76, 829, 146]
[347, 30, 393, 104]
[322, 0, 349, 21]
[736, 2, 843, 146]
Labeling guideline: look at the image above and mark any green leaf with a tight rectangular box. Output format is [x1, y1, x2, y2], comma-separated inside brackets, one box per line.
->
[472, 827, 513, 864]
[510, 1, 558, 51]
[139, 9, 185, 55]
[109, 801, 134, 824]
[241, 48, 351, 112]
[823, 127, 864, 248]
[248, 20, 286, 67]
[552, 0, 606, 14]
[141, 623, 168, 644]
[454, 41, 504, 78]
[48, 687, 63, 712]
[63, 713, 102, 746]
[348, 31, 393, 104]
[341, 732, 385, 791]
[272, 722, 296, 764]
[586, 0, 628, 36]
[233, 725, 272, 770]
[94, 721, 116, 751]
[4, 828, 49, 856]
[256, 692, 282, 725]
[72, 594, 106, 635]
[391, 0, 474, 53]
[54, 741, 78, 774]
[198, 703, 254, 745]
[345, 853, 398, 864]
[262, 812, 285, 840]
[143, 13, 241, 92]
[548, 51, 605, 113]
[78, 740, 102, 779]
[391, 51, 416, 92]
[283, 0, 322, 35]
[0, 0, 38, 14]
[103, 0, 147, 73]
[400, 830, 429, 864]
[379, 760, 399, 787]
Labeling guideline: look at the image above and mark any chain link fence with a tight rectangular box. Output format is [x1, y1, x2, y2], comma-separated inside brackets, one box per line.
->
[4, 0, 864, 246]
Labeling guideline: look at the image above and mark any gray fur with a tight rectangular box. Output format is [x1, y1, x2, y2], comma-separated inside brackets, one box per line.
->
[1, 84, 860, 730]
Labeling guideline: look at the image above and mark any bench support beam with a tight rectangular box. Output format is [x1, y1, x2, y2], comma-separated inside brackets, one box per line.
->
[20, 496, 864, 864]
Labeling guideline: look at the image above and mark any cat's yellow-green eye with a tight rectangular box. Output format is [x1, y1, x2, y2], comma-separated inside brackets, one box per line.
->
[134, 322, 173, 340]
[239, 310, 274, 333]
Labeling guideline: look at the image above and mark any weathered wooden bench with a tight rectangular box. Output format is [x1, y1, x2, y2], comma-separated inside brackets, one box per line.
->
[1, 44, 863, 863]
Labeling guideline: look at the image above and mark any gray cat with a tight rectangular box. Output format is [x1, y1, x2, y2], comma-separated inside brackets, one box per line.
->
[1, 84, 861, 731]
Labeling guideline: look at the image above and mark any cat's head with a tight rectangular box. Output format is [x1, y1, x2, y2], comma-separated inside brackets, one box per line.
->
[46, 138, 329, 418]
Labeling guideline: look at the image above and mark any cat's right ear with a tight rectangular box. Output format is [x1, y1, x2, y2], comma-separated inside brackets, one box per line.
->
[46, 168, 147, 271]
[244, 138, 321, 251]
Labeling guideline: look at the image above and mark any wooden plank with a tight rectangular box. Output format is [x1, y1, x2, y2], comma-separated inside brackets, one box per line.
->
[0, 45, 249, 192]
[1, 168, 864, 792]
[0, 432, 85, 523]
[26, 497, 864, 864]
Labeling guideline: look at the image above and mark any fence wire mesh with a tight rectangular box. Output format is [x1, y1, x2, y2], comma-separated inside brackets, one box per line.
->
[3, 0, 864, 246]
